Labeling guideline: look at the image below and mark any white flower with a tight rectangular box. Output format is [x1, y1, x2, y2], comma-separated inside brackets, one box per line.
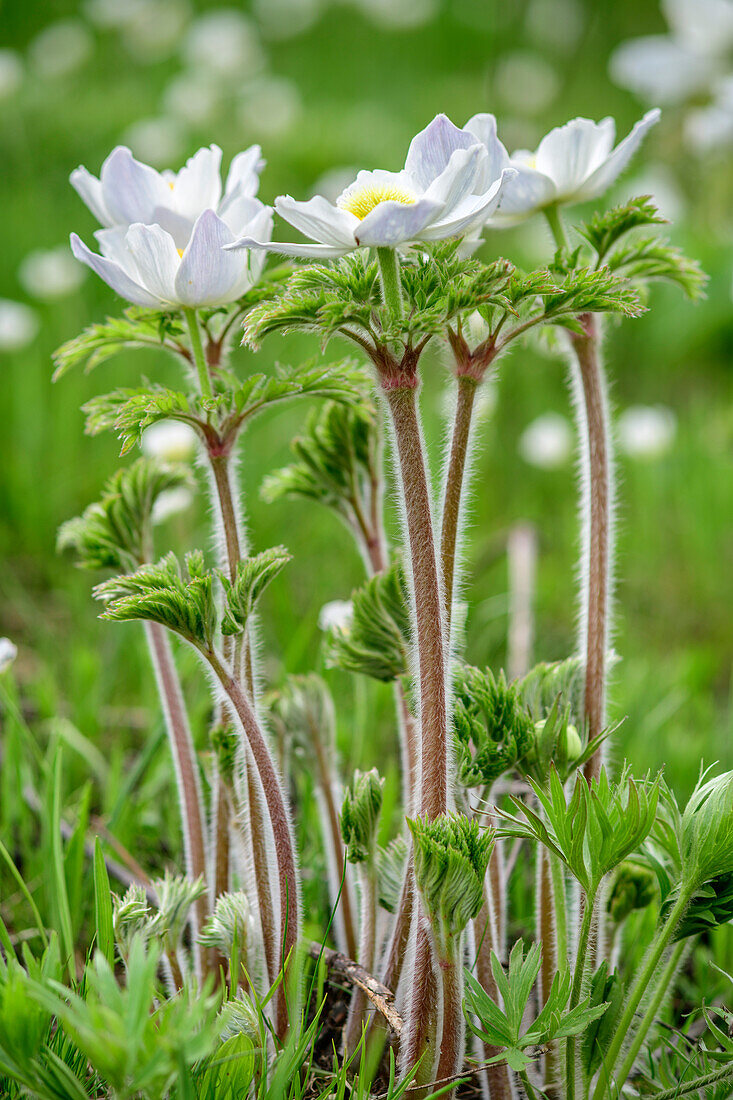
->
[0, 638, 17, 674]
[354, 0, 438, 30]
[163, 71, 221, 127]
[467, 109, 661, 223]
[0, 50, 23, 100]
[318, 600, 353, 633]
[70, 144, 272, 308]
[0, 300, 39, 352]
[229, 114, 514, 259]
[617, 405, 676, 458]
[152, 486, 194, 524]
[29, 20, 93, 79]
[182, 10, 263, 78]
[142, 421, 198, 462]
[684, 76, 733, 154]
[238, 76, 302, 138]
[18, 247, 86, 300]
[493, 52, 560, 117]
[609, 0, 733, 105]
[519, 413, 573, 469]
[252, 0, 321, 39]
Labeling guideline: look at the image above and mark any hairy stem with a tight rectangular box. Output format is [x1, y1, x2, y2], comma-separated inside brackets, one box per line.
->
[652, 1064, 733, 1099]
[344, 856, 378, 1055]
[473, 886, 516, 1100]
[399, 916, 441, 1090]
[537, 846, 561, 1094]
[613, 939, 687, 1093]
[383, 383, 449, 820]
[311, 724, 358, 960]
[441, 375, 478, 639]
[206, 651, 300, 1038]
[570, 315, 612, 782]
[183, 307, 214, 400]
[143, 622, 208, 957]
[434, 938, 465, 1086]
[566, 890, 596, 1100]
[377, 247, 403, 321]
[592, 889, 691, 1100]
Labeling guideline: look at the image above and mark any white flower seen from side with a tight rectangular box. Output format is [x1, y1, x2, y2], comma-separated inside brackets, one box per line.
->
[69, 144, 273, 308]
[142, 421, 198, 463]
[18, 247, 87, 300]
[466, 109, 661, 223]
[152, 486, 194, 525]
[617, 405, 677, 459]
[228, 114, 515, 259]
[519, 412, 573, 469]
[0, 300, 40, 352]
[0, 638, 18, 674]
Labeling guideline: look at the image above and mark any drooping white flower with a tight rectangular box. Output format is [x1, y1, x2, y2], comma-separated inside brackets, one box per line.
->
[519, 413, 573, 469]
[0, 300, 39, 352]
[18, 247, 86, 300]
[228, 114, 515, 259]
[0, 638, 17, 674]
[617, 405, 676, 458]
[142, 421, 198, 462]
[466, 109, 661, 223]
[152, 486, 194, 524]
[70, 144, 272, 308]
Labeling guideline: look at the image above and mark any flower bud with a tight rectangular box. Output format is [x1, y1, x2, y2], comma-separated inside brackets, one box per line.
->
[340, 768, 384, 863]
[607, 861, 656, 923]
[408, 814, 494, 946]
[199, 891, 253, 958]
[681, 770, 733, 890]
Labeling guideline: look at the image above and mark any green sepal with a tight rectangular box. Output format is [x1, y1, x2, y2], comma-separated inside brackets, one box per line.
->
[408, 813, 493, 941]
[451, 665, 535, 790]
[324, 557, 411, 682]
[607, 860, 657, 924]
[377, 835, 408, 914]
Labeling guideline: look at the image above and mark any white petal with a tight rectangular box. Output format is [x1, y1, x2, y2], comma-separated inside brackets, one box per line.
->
[171, 144, 223, 220]
[534, 117, 616, 198]
[275, 194, 358, 247]
[234, 205, 273, 286]
[69, 233, 160, 307]
[490, 164, 556, 221]
[421, 172, 511, 240]
[404, 113, 477, 189]
[224, 144, 265, 200]
[100, 145, 173, 226]
[175, 210, 244, 306]
[464, 113, 512, 188]
[125, 223, 181, 303]
[354, 197, 443, 247]
[219, 194, 270, 236]
[662, 0, 733, 56]
[422, 145, 484, 210]
[225, 237, 351, 259]
[70, 166, 113, 226]
[576, 109, 661, 201]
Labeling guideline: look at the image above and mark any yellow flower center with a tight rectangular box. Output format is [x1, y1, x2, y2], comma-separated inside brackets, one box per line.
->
[338, 183, 416, 220]
[177, 248, 184, 258]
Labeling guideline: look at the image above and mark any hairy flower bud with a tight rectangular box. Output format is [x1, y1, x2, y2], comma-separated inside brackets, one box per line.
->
[340, 768, 384, 864]
[607, 861, 657, 923]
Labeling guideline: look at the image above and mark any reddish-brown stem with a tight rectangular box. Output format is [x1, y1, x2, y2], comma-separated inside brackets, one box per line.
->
[344, 859, 378, 1055]
[569, 315, 612, 782]
[383, 384, 449, 821]
[239, 752, 280, 989]
[399, 916, 440, 1090]
[311, 724, 358, 961]
[209, 449, 242, 585]
[207, 651, 299, 1039]
[441, 375, 478, 637]
[143, 622, 208, 948]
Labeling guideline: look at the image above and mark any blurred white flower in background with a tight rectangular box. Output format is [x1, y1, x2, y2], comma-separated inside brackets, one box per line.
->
[353, 0, 438, 30]
[252, 0, 321, 40]
[28, 20, 93, 79]
[494, 51, 560, 117]
[0, 300, 39, 352]
[610, 0, 733, 152]
[18, 247, 86, 300]
[0, 49, 23, 100]
[117, 0, 190, 62]
[617, 405, 677, 458]
[142, 421, 198, 462]
[163, 71, 221, 127]
[318, 600, 353, 633]
[310, 167, 362, 204]
[152, 486, 194, 524]
[519, 413, 573, 469]
[182, 10, 263, 77]
[0, 638, 18, 674]
[121, 116, 187, 168]
[625, 167, 685, 221]
[238, 76, 302, 138]
[525, 0, 584, 52]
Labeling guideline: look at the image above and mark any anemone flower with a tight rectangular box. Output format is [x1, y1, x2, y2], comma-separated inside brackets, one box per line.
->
[227, 114, 515, 259]
[466, 109, 661, 224]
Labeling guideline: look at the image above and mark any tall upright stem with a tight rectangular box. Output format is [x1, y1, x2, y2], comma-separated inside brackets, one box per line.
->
[344, 857, 378, 1055]
[383, 383, 449, 820]
[441, 375, 478, 639]
[565, 890, 596, 1100]
[206, 651, 300, 1039]
[184, 307, 214, 400]
[570, 315, 612, 782]
[473, 881, 516, 1100]
[377, 247, 403, 321]
[143, 621, 208, 953]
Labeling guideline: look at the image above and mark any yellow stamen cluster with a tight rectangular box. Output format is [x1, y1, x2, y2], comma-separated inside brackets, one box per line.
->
[339, 183, 416, 220]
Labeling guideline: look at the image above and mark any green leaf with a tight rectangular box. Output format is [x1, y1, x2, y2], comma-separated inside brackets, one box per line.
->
[219, 546, 291, 637]
[451, 665, 535, 790]
[47, 748, 74, 979]
[577, 195, 667, 263]
[408, 814, 493, 940]
[324, 557, 411, 682]
[341, 769, 385, 864]
[52, 306, 186, 380]
[93, 839, 115, 969]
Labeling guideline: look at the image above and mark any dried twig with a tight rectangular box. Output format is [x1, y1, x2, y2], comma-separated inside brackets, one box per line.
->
[308, 941, 403, 1036]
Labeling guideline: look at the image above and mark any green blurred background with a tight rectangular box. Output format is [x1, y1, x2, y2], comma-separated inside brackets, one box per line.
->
[0, 0, 731, 871]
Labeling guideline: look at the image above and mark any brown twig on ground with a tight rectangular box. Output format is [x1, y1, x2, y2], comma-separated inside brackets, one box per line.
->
[308, 941, 403, 1036]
